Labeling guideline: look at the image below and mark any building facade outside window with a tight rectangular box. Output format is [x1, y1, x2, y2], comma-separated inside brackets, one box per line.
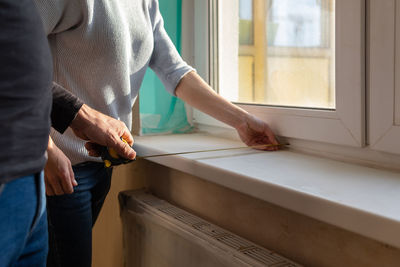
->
[236, 0, 335, 109]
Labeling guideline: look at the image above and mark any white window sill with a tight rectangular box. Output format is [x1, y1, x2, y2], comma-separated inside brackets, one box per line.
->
[133, 132, 400, 249]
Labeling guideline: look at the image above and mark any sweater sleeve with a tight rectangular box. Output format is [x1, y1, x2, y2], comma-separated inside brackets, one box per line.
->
[148, 0, 195, 96]
[51, 82, 84, 134]
[33, 0, 84, 35]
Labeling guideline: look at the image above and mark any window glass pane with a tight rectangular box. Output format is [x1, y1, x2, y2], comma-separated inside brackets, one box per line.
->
[239, 0, 254, 45]
[269, 0, 325, 47]
[220, 0, 335, 109]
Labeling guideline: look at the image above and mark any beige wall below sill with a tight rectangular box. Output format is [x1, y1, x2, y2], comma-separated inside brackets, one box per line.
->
[93, 159, 400, 267]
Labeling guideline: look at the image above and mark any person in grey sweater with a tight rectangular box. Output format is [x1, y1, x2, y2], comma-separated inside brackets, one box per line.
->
[34, 0, 279, 266]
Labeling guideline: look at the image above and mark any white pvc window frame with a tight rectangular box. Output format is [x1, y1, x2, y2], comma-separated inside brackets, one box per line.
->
[369, 0, 400, 154]
[193, 0, 366, 147]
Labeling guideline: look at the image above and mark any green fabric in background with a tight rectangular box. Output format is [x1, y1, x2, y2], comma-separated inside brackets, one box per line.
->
[139, 0, 192, 134]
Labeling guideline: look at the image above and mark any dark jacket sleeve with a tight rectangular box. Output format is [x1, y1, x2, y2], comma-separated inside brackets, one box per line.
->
[51, 82, 84, 133]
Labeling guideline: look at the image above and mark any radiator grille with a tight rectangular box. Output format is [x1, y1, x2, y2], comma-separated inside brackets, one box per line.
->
[135, 192, 301, 267]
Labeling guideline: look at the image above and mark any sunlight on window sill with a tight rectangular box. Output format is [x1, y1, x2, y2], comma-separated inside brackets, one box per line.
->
[133, 131, 400, 249]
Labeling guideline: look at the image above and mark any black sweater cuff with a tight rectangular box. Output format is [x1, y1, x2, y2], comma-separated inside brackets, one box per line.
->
[51, 82, 84, 133]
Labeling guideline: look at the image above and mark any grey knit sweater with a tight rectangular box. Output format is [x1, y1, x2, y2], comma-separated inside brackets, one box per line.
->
[34, 0, 194, 164]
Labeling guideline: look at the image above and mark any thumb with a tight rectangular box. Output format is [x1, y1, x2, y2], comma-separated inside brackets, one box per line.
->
[109, 137, 136, 160]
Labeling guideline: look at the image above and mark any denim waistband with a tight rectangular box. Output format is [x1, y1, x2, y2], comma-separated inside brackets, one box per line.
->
[73, 161, 105, 169]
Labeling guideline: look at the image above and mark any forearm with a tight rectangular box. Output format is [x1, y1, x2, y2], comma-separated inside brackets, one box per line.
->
[175, 71, 250, 130]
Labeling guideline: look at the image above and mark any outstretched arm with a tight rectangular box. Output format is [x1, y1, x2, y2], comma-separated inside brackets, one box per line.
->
[175, 71, 278, 150]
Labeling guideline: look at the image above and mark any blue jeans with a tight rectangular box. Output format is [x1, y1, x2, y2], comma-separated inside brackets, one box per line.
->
[46, 162, 112, 267]
[0, 173, 48, 267]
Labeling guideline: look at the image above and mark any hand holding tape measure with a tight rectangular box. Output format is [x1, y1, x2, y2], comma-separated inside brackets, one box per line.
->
[100, 138, 135, 168]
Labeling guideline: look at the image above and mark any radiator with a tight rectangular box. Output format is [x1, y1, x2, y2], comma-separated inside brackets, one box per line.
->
[119, 190, 302, 267]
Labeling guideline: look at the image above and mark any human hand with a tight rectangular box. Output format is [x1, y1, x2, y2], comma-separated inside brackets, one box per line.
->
[69, 104, 136, 160]
[236, 114, 279, 151]
[45, 137, 78, 196]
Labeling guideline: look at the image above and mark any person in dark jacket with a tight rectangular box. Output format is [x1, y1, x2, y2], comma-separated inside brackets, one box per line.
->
[0, 1, 136, 266]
